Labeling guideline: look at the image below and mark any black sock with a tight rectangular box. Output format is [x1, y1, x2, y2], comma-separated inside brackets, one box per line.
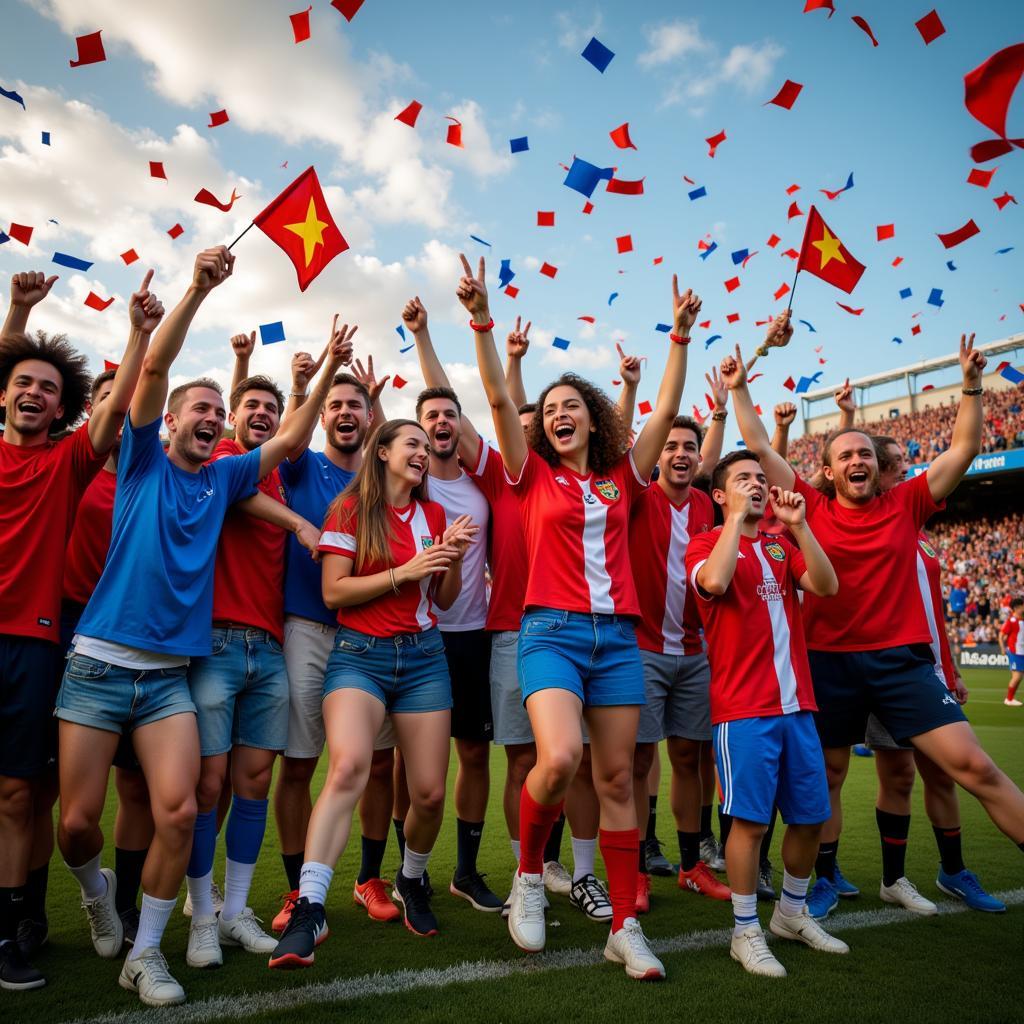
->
[678, 830, 701, 872]
[719, 811, 733, 848]
[933, 824, 965, 876]
[357, 836, 388, 885]
[114, 847, 147, 914]
[700, 804, 713, 841]
[543, 813, 566, 864]
[876, 809, 910, 887]
[0, 886, 25, 943]
[393, 818, 406, 861]
[646, 795, 658, 843]
[282, 851, 304, 892]
[22, 863, 49, 921]
[455, 819, 484, 878]
[815, 839, 839, 881]
[638, 840, 647, 875]
[760, 807, 778, 867]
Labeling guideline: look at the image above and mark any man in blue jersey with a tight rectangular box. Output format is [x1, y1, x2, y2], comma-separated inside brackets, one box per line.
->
[53, 247, 354, 1008]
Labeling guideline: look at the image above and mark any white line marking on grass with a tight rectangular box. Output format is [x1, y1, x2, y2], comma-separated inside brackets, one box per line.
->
[67, 889, 1024, 1024]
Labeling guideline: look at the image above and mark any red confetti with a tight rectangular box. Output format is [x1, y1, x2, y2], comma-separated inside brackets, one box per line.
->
[194, 187, 241, 212]
[505, 285, 519, 298]
[445, 116, 463, 148]
[616, 234, 633, 254]
[804, 0, 835, 15]
[84, 291, 114, 311]
[836, 302, 864, 315]
[937, 218, 980, 248]
[726, 313, 740, 324]
[699, 320, 711, 329]
[653, 256, 663, 265]
[8, 223, 33, 245]
[783, 376, 796, 391]
[638, 400, 653, 416]
[785, 184, 801, 195]
[774, 282, 790, 301]
[922, 383, 935, 391]
[994, 191, 1018, 209]
[706, 129, 727, 158]
[892, 256, 904, 266]
[967, 167, 996, 188]
[103, 360, 119, 372]
[748, 372, 763, 383]
[607, 177, 644, 195]
[582, 202, 594, 214]
[330, 0, 365, 20]
[120, 248, 139, 265]
[578, 316, 596, 323]
[766, 233, 781, 248]
[911, 323, 922, 335]
[208, 109, 229, 128]
[782, 248, 799, 259]
[787, 202, 803, 219]
[537, 211, 555, 227]
[683, 175, 696, 185]
[766, 80, 803, 110]
[167, 223, 184, 239]
[69, 30, 106, 67]
[149, 161, 166, 180]
[965, 44, 1024, 163]
[539, 262, 558, 278]
[850, 15, 879, 47]
[392, 374, 407, 389]
[724, 276, 740, 292]
[876, 223, 895, 241]
[915, 9, 945, 45]
[290, 6, 313, 43]
[395, 100, 422, 127]
[610, 123, 637, 150]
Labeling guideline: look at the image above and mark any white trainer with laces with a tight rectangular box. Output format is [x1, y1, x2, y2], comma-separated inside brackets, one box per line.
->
[119, 948, 186, 1007]
[82, 867, 124, 958]
[1004, 698, 1022, 707]
[700, 836, 726, 872]
[507, 871, 546, 953]
[186, 913, 223, 968]
[183, 880, 224, 918]
[543, 860, 573, 895]
[730, 926, 787, 978]
[603, 918, 665, 980]
[769, 905, 850, 953]
[218, 907, 277, 953]
[879, 877, 938, 915]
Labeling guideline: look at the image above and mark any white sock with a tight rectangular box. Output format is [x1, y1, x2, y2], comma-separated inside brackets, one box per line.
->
[298, 861, 333, 906]
[571, 837, 596, 882]
[779, 871, 810, 917]
[130, 893, 177, 959]
[731, 891, 759, 937]
[66, 853, 106, 901]
[221, 858, 256, 921]
[186, 869, 214, 919]
[510, 839, 521, 863]
[402, 846, 431, 880]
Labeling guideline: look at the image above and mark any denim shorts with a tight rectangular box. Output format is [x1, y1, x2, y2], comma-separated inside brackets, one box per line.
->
[187, 627, 289, 756]
[322, 626, 452, 714]
[517, 608, 645, 707]
[55, 654, 195, 735]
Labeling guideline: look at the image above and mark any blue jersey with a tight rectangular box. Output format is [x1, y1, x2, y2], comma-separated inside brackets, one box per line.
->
[280, 449, 354, 624]
[76, 414, 261, 656]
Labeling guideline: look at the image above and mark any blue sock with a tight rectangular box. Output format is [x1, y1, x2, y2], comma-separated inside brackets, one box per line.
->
[186, 809, 218, 880]
[225, 796, 268, 865]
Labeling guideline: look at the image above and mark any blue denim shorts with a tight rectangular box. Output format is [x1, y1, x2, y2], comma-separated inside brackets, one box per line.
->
[322, 626, 452, 714]
[517, 608, 645, 707]
[187, 627, 289, 756]
[55, 654, 195, 735]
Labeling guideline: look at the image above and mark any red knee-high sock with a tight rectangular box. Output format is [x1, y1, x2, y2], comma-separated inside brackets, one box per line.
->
[600, 827, 639, 932]
[518, 787, 563, 876]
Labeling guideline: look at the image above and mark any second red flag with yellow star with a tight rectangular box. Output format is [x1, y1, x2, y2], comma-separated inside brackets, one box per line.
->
[796, 205, 864, 294]
[254, 166, 348, 291]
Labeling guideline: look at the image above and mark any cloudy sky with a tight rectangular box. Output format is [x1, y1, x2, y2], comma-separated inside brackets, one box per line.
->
[1, 0, 1021, 438]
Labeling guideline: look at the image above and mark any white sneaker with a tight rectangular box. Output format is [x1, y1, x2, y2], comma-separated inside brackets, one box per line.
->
[119, 947, 186, 1007]
[769, 904, 850, 953]
[730, 925, 787, 978]
[186, 914, 223, 968]
[879, 877, 938, 916]
[82, 868, 124, 958]
[543, 860, 573, 895]
[183, 880, 224, 918]
[1004, 698, 1022, 707]
[603, 918, 665, 980]
[219, 907, 277, 953]
[507, 871, 546, 953]
[700, 836, 726, 872]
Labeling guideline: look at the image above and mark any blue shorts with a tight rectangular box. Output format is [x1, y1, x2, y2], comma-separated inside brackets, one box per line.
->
[55, 654, 195, 735]
[188, 628, 289, 756]
[713, 712, 830, 826]
[322, 626, 452, 714]
[517, 609, 645, 707]
[808, 644, 967, 748]
[1009, 654, 1024, 673]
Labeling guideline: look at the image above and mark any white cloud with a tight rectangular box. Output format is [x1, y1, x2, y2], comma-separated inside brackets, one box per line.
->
[555, 10, 605, 51]
[637, 20, 708, 68]
[719, 42, 785, 94]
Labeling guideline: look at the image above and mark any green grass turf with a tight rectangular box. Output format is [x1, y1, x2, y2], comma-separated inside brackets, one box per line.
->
[7, 669, 1023, 1024]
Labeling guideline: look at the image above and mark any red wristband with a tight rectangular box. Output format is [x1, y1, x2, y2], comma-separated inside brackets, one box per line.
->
[469, 318, 494, 333]
[669, 333, 691, 345]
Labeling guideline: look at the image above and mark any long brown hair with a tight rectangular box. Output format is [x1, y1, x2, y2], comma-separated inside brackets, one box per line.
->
[325, 419, 430, 572]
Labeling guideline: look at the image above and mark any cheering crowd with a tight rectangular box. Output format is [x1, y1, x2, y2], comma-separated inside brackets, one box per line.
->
[1, 249, 1023, 1008]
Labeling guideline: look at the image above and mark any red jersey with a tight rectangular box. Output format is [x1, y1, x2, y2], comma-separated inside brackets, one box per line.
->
[0, 425, 105, 642]
[685, 529, 815, 724]
[507, 449, 648, 616]
[467, 440, 526, 632]
[794, 472, 943, 652]
[63, 465, 117, 605]
[319, 496, 448, 637]
[914, 532, 956, 690]
[1001, 614, 1023, 656]
[631, 484, 715, 654]
[209, 438, 287, 642]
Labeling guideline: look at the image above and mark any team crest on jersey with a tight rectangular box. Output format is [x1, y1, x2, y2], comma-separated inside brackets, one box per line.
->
[764, 541, 786, 562]
[421, 536, 435, 549]
[594, 478, 620, 501]
[918, 538, 936, 558]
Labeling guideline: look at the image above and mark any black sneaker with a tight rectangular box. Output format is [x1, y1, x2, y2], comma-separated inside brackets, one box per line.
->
[15, 917, 48, 959]
[0, 941, 46, 991]
[394, 871, 439, 936]
[396, 865, 434, 900]
[644, 837, 676, 877]
[450, 872, 503, 912]
[267, 897, 328, 969]
[756, 859, 777, 902]
[120, 906, 141, 946]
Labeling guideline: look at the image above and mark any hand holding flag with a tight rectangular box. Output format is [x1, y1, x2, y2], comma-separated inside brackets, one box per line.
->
[755, 311, 794, 358]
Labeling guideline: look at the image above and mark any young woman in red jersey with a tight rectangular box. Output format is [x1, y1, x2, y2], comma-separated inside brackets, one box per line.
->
[269, 419, 477, 967]
[459, 254, 698, 980]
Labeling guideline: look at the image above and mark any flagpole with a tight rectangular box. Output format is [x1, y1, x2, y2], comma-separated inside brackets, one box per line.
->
[227, 221, 254, 251]
[786, 264, 801, 315]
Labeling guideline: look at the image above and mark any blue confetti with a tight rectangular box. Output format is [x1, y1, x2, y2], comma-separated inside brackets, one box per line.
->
[698, 241, 717, 260]
[552, 336, 571, 350]
[608, 292, 619, 306]
[1000, 364, 1024, 385]
[794, 371, 823, 394]
[0, 231, 9, 245]
[1, 85, 25, 109]
[946, 261, 957, 271]
[52, 252, 93, 271]
[396, 324, 406, 341]
[687, 186, 707, 200]
[798, 319, 817, 333]
[996, 247, 1014, 254]
[469, 234, 491, 247]
[927, 288, 944, 308]
[509, 136, 529, 154]
[730, 248, 749, 265]
[655, 323, 671, 333]
[563, 157, 614, 198]
[400, 344, 415, 354]
[41, 131, 50, 146]
[892, 337, 903, 344]
[899, 287, 912, 299]
[704, 334, 722, 350]
[499, 259, 515, 288]
[581, 36, 615, 73]
[259, 321, 286, 345]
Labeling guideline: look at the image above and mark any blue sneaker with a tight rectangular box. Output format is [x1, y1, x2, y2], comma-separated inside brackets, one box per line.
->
[807, 877, 839, 920]
[833, 864, 860, 898]
[936, 867, 1006, 913]
[852, 744, 874, 758]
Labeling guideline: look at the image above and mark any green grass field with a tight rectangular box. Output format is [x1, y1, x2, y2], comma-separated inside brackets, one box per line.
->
[7, 669, 1023, 1024]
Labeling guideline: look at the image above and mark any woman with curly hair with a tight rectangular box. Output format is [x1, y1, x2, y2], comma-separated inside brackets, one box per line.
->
[458, 254, 700, 980]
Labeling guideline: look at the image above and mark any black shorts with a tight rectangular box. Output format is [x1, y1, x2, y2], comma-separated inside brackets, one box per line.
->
[0, 633, 64, 778]
[808, 644, 967, 749]
[442, 629, 493, 742]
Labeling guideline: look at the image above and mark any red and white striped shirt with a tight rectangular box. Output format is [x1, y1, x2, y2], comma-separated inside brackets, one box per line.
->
[1001, 614, 1023, 656]
[914, 532, 956, 690]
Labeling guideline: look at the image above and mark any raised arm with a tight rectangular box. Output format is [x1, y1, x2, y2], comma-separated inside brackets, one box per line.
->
[615, 341, 641, 428]
[630, 275, 699, 480]
[457, 254, 528, 478]
[769, 487, 838, 596]
[2, 272, 58, 339]
[505, 318, 531, 409]
[926, 333, 986, 502]
[229, 331, 256, 396]
[132, 247, 234, 427]
[352, 355, 388, 431]
[694, 482, 754, 596]
[698, 366, 728, 479]
[771, 402, 797, 459]
[834, 377, 855, 431]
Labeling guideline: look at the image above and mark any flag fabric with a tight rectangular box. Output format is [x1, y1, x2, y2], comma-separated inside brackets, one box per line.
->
[69, 30, 106, 67]
[796, 205, 865, 294]
[964, 44, 1024, 162]
[253, 166, 348, 291]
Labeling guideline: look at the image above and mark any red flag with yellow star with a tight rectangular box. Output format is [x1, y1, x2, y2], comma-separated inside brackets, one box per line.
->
[796, 205, 864, 294]
[253, 166, 348, 291]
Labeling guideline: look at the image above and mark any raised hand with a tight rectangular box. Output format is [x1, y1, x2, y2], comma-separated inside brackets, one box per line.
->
[671, 274, 703, 336]
[774, 402, 797, 427]
[128, 269, 165, 334]
[758, 311, 794, 355]
[456, 253, 489, 320]
[959, 333, 985, 386]
[10, 271, 58, 308]
[833, 377, 855, 413]
[706, 365, 728, 410]
[401, 296, 429, 335]
[441, 513, 479, 560]
[616, 341, 642, 386]
[291, 350, 323, 393]
[192, 246, 235, 293]
[720, 344, 748, 390]
[507, 316, 531, 359]
[230, 330, 256, 361]
[726, 477, 760, 519]
[352, 354, 390, 402]
[768, 485, 806, 526]
[321, 316, 357, 373]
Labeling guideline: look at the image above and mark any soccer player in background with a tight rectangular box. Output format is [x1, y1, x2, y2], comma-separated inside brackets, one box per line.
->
[999, 596, 1023, 706]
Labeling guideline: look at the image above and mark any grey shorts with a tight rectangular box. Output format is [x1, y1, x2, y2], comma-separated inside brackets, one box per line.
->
[637, 650, 712, 744]
[490, 630, 534, 745]
[865, 713, 912, 751]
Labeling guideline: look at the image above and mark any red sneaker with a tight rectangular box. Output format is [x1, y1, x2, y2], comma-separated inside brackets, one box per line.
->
[353, 878, 401, 922]
[635, 872, 651, 915]
[272, 890, 299, 933]
[678, 861, 731, 901]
